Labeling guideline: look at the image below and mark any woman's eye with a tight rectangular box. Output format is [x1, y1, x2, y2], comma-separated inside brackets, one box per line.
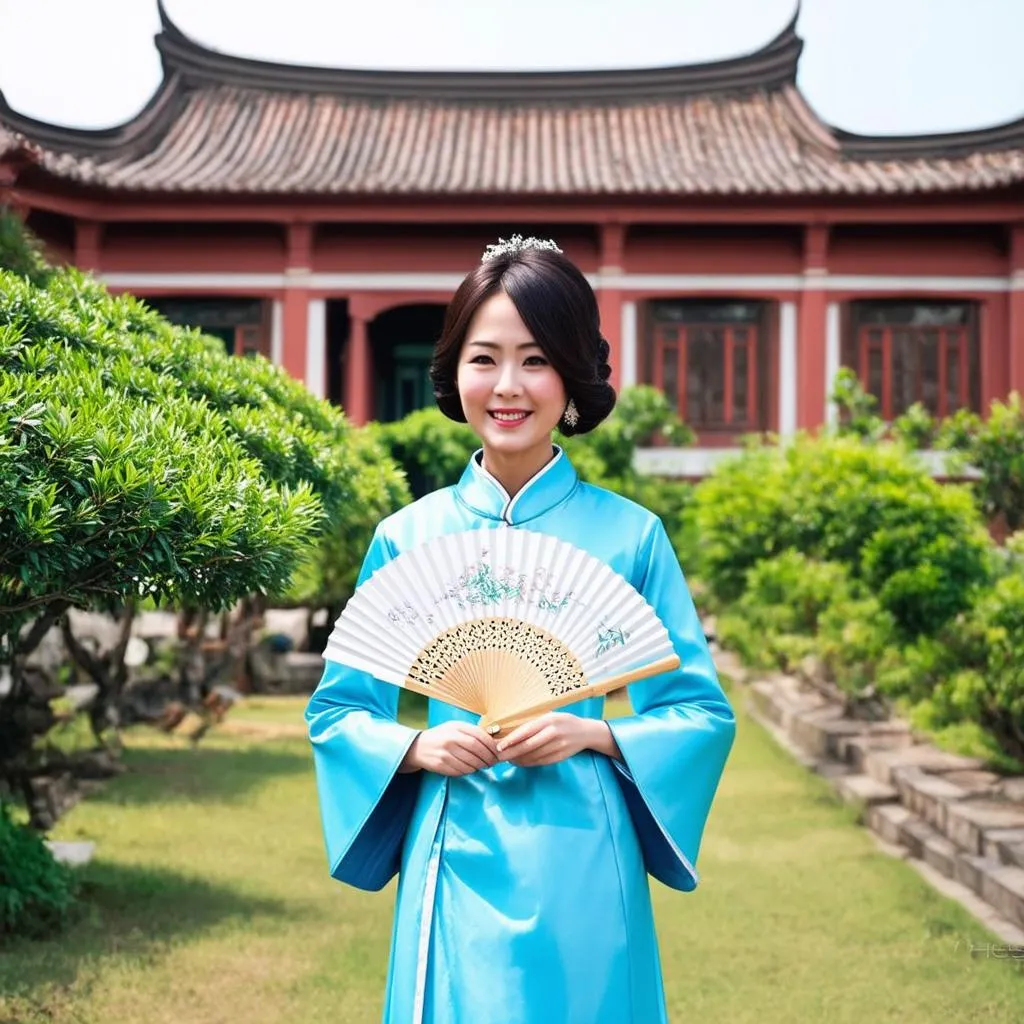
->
[524, 356, 549, 366]
[469, 355, 494, 365]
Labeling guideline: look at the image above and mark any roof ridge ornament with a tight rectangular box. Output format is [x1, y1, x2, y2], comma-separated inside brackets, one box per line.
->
[481, 234, 563, 263]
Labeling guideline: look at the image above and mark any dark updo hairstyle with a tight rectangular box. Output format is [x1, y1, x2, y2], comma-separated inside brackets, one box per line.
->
[429, 243, 617, 436]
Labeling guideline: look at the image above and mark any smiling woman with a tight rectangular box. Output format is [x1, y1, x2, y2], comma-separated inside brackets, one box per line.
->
[305, 235, 736, 1024]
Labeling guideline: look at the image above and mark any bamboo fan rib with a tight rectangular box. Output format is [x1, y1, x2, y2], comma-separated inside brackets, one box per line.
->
[324, 526, 680, 735]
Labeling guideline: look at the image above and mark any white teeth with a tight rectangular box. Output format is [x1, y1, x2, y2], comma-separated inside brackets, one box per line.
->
[491, 412, 528, 422]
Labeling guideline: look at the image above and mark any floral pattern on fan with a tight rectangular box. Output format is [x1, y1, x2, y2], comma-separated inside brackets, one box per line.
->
[596, 626, 630, 658]
[387, 601, 422, 626]
[442, 563, 525, 608]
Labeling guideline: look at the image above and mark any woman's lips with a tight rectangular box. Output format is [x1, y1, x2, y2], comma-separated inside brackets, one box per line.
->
[488, 410, 531, 428]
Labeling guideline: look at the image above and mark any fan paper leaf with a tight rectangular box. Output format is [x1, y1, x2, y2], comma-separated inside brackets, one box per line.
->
[324, 526, 679, 734]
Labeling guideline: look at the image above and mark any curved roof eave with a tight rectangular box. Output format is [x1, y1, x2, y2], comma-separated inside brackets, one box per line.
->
[832, 113, 1024, 160]
[0, 73, 186, 156]
[153, 0, 803, 102]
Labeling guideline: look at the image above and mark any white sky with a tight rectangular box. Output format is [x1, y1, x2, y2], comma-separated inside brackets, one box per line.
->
[0, 0, 1021, 135]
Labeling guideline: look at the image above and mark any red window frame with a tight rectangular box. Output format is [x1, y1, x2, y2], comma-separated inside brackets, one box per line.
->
[850, 302, 977, 420]
[651, 319, 761, 431]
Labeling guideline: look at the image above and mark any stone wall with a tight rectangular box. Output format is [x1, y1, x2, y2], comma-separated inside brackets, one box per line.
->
[714, 646, 1024, 943]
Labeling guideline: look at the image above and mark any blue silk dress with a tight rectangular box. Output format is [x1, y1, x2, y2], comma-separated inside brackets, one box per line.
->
[306, 448, 736, 1024]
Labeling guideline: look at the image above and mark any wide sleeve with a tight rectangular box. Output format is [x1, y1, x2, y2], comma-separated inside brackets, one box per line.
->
[605, 515, 736, 892]
[304, 524, 423, 891]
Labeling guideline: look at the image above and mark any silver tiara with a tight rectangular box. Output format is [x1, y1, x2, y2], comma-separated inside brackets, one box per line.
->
[481, 234, 563, 263]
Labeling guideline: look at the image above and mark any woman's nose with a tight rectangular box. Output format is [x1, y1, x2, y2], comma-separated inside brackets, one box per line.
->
[494, 361, 522, 395]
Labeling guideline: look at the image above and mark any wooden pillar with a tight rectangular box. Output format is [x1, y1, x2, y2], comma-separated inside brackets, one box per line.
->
[344, 307, 372, 425]
[279, 223, 315, 384]
[74, 220, 103, 271]
[797, 224, 830, 431]
[1009, 223, 1024, 399]
[598, 223, 626, 390]
[281, 288, 310, 383]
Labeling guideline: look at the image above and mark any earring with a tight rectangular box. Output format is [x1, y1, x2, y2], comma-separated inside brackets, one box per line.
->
[562, 398, 579, 429]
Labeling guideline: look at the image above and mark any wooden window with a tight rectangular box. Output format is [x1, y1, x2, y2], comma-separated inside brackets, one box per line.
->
[148, 297, 269, 359]
[846, 301, 978, 419]
[648, 301, 767, 433]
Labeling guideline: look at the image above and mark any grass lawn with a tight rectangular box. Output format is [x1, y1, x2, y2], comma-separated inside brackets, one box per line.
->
[1, 685, 1021, 1023]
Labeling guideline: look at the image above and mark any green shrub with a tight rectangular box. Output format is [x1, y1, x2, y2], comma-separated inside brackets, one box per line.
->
[891, 402, 937, 450]
[917, 573, 1024, 765]
[0, 270, 327, 639]
[818, 593, 897, 697]
[939, 393, 1024, 531]
[874, 550, 1024, 767]
[0, 804, 78, 939]
[875, 635, 951, 707]
[694, 435, 990, 638]
[858, 485, 992, 637]
[371, 407, 478, 499]
[743, 551, 851, 635]
[716, 552, 855, 672]
[714, 548, 898, 698]
[830, 367, 885, 442]
[691, 442, 789, 602]
[618, 475, 695, 560]
[0, 208, 51, 287]
[285, 427, 410, 621]
[565, 385, 693, 480]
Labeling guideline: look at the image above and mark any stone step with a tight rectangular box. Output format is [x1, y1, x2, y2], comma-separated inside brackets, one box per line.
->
[978, 863, 1024, 931]
[1001, 778, 1024, 802]
[866, 802, 913, 846]
[863, 744, 986, 787]
[982, 828, 1024, 869]
[940, 769, 1004, 798]
[748, 680, 783, 726]
[789, 708, 865, 760]
[837, 729, 914, 771]
[836, 773, 899, 810]
[943, 800, 1024, 856]
[893, 767, 972, 833]
[894, 813, 959, 879]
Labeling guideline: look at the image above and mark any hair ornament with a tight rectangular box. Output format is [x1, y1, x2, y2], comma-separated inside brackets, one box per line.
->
[481, 234, 563, 263]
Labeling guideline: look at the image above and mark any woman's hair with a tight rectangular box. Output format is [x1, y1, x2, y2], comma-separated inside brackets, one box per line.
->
[429, 244, 616, 435]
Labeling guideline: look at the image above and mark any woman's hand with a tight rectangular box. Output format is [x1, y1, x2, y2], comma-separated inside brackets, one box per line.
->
[495, 713, 621, 767]
[399, 721, 500, 776]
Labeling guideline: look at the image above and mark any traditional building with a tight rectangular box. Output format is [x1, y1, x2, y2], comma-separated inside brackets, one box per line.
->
[2, 3, 1022, 473]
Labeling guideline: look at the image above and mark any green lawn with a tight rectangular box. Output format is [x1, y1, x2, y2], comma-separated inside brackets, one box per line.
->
[1, 686, 1020, 1023]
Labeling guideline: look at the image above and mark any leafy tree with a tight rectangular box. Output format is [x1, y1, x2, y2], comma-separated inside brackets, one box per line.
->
[0, 264, 403, 808]
[285, 427, 410, 642]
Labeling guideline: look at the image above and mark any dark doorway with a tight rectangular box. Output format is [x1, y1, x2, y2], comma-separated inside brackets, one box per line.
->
[370, 304, 447, 422]
[326, 299, 349, 408]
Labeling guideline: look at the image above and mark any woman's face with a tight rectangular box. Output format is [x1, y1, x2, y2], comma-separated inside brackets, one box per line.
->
[456, 290, 567, 462]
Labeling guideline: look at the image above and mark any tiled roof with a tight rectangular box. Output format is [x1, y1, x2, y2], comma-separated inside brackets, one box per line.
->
[0, 124, 39, 165]
[2, 5, 1022, 198]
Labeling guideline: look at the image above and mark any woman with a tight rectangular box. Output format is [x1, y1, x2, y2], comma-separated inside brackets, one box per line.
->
[306, 236, 736, 1024]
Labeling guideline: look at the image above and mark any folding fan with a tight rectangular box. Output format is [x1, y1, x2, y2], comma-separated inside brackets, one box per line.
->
[323, 526, 680, 736]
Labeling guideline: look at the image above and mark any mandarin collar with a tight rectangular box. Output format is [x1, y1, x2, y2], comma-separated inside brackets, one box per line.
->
[455, 446, 579, 525]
